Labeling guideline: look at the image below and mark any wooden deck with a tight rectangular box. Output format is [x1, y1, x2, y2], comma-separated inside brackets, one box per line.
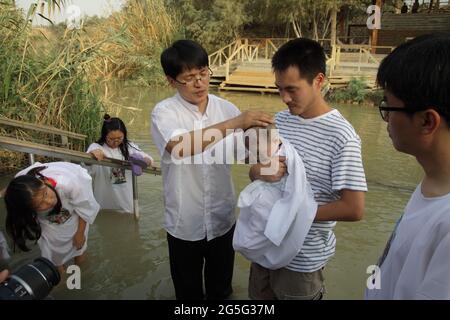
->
[212, 56, 380, 93]
[209, 38, 389, 93]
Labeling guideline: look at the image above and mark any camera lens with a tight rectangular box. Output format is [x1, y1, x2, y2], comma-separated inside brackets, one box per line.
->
[0, 257, 60, 300]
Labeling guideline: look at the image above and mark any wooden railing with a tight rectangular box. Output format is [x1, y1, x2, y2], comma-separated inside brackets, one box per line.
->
[338, 44, 395, 52]
[209, 38, 287, 70]
[208, 39, 242, 68]
[223, 41, 263, 81]
[328, 44, 395, 75]
[209, 37, 394, 80]
[209, 38, 333, 69]
[211, 38, 331, 81]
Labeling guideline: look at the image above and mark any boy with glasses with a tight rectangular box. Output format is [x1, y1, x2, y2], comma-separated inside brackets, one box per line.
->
[151, 39, 273, 300]
[379, 101, 431, 122]
[366, 33, 450, 299]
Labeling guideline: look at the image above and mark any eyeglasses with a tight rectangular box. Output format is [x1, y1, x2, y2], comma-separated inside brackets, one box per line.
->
[378, 100, 425, 122]
[174, 67, 213, 86]
[106, 136, 124, 143]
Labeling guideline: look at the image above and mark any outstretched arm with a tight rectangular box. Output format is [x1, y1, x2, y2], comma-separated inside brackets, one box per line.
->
[164, 111, 274, 159]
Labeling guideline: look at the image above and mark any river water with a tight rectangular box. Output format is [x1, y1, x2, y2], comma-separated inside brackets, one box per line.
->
[0, 85, 423, 299]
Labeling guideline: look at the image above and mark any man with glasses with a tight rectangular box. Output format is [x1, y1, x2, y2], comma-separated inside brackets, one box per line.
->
[151, 39, 273, 300]
[366, 33, 450, 299]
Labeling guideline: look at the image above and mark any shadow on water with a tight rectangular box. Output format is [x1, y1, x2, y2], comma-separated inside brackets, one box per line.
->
[0, 86, 423, 299]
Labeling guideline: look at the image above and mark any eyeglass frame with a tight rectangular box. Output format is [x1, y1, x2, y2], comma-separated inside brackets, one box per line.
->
[378, 100, 428, 122]
[106, 135, 124, 143]
[173, 67, 213, 86]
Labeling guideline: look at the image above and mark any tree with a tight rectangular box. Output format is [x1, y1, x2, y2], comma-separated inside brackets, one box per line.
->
[245, 0, 369, 41]
[167, 0, 249, 52]
[169, 0, 377, 52]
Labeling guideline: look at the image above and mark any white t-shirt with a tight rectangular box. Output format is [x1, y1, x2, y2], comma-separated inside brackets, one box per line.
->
[86, 142, 153, 213]
[151, 93, 241, 241]
[366, 183, 450, 299]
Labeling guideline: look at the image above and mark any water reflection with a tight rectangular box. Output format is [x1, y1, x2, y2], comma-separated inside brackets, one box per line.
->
[0, 86, 423, 299]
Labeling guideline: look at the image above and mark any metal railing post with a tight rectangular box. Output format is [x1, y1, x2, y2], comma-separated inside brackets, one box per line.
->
[358, 47, 362, 72]
[132, 174, 139, 220]
[29, 153, 35, 165]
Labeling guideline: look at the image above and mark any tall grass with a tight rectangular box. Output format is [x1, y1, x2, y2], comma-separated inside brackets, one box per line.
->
[0, 3, 104, 172]
[0, 0, 181, 173]
[86, 0, 181, 86]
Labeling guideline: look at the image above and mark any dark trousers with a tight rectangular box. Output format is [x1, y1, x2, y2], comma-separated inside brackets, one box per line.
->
[167, 225, 235, 300]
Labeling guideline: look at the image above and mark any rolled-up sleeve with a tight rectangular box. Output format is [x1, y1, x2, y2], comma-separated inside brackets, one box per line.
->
[151, 105, 187, 157]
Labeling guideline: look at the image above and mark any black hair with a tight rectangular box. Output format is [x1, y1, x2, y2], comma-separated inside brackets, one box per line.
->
[97, 114, 130, 160]
[160, 39, 209, 79]
[4, 166, 61, 252]
[377, 33, 450, 124]
[272, 38, 326, 84]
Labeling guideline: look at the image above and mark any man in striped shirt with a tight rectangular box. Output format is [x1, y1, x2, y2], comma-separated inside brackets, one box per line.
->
[248, 38, 367, 300]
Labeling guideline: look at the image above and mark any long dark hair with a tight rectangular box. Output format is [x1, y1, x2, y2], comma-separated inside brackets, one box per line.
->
[96, 114, 130, 160]
[4, 166, 61, 252]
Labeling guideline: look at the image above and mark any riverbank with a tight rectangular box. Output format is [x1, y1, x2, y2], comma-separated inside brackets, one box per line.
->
[328, 78, 383, 106]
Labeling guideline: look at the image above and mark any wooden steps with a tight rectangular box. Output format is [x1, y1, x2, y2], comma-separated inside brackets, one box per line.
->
[218, 60, 276, 93]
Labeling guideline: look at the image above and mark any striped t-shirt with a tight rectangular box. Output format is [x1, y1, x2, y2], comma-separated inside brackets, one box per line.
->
[275, 109, 367, 273]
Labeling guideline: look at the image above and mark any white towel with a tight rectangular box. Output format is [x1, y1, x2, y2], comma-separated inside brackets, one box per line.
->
[233, 138, 317, 269]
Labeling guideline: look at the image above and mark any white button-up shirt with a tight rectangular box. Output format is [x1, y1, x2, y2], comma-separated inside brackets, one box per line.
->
[151, 93, 241, 241]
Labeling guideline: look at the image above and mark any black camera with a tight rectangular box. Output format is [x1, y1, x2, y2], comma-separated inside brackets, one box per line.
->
[0, 257, 61, 300]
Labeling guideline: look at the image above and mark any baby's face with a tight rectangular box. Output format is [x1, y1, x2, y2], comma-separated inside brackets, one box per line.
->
[245, 127, 280, 164]
[257, 136, 280, 163]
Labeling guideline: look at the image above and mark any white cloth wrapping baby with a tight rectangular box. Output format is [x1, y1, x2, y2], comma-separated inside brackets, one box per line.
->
[233, 138, 317, 269]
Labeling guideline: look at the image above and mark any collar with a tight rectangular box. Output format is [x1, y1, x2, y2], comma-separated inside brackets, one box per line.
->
[44, 177, 57, 188]
[175, 92, 211, 117]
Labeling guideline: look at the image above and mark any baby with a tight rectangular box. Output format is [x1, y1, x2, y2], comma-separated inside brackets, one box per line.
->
[233, 125, 318, 269]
